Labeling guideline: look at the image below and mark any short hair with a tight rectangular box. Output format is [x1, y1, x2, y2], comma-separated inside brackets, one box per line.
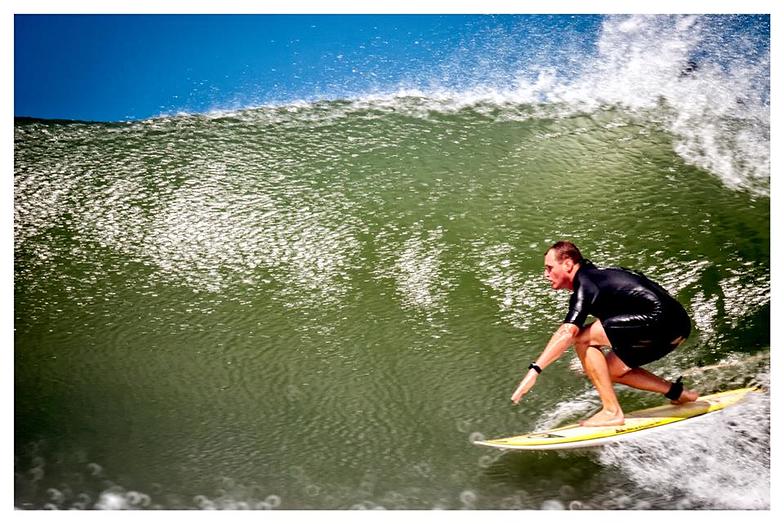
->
[546, 241, 583, 263]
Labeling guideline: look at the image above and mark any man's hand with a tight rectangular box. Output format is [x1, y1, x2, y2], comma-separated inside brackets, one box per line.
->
[511, 369, 539, 404]
[510, 323, 577, 405]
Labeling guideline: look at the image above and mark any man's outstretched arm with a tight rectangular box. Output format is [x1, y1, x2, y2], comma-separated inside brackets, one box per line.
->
[511, 323, 579, 404]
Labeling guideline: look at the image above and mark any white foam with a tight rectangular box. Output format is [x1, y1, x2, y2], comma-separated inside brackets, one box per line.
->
[533, 388, 600, 431]
[718, 265, 770, 328]
[596, 374, 770, 509]
[373, 223, 455, 322]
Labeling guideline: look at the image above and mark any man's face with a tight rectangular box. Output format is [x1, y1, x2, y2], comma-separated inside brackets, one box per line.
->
[544, 250, 573, 290]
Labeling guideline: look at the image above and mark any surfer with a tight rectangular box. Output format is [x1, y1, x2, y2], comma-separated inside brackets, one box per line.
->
[511, 241, 699, 427]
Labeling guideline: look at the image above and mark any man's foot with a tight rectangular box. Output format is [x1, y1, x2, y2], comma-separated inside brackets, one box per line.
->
[671, 388, 699, 405]
[579, 409, 625, 427]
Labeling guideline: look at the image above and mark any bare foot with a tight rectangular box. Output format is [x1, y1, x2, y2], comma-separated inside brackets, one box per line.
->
[671, 388, 699, 405]
[579, 409, 625, 427]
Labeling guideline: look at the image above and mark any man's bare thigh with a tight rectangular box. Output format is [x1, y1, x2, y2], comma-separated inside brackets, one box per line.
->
[576, 320, 612, 348]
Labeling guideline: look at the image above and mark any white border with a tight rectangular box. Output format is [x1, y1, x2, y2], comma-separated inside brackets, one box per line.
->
[6, 0, 783, 15]
[5, 1, 780, 521]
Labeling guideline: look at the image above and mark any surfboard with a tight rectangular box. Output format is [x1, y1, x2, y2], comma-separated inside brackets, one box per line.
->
[475, 387, 759, 451]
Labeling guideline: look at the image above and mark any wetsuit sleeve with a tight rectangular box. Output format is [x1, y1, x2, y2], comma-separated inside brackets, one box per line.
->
[564, 279, 597, 327]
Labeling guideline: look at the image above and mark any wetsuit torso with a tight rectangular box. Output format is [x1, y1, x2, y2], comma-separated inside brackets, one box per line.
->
[564, 260, 691, 368]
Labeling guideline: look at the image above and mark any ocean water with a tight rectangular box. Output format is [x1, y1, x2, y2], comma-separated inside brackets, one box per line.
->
[14, 15, 770, 510]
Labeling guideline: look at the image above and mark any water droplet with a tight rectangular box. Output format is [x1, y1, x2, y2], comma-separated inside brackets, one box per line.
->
[96, 492, 128, 510]
[46, 488, 64, 504]
[541, 499, 565, 510]
[478, 455, 495, 468]
[125, 491, 143, 506]
[86, 463, 103, 476]
[468, 432, 485, 443]
[460, 490, 477, 506]
[193, 494, 210, 508]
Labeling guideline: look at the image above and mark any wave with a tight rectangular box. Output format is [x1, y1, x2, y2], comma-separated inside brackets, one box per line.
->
[138, 15, 767, 197]
[19, 15, 767, 195]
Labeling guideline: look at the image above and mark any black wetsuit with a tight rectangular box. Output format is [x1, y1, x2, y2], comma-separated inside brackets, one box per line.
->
[564, 260, 691, 368]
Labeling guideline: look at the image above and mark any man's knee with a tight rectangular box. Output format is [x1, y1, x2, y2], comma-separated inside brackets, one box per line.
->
[606, 351, 631, 380]
[574, 324, 593, 349]
[573, 338, 589, 359]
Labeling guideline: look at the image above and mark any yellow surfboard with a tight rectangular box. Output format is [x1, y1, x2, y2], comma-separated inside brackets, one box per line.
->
[475, 387, 759, 451]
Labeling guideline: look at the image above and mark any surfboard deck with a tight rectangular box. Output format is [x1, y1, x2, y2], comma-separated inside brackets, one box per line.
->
[475, 387, 759, 451]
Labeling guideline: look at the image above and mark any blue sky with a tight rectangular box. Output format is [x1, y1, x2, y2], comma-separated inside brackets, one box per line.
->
[13, 13, 770, 122]
[14, 14, 603, 121]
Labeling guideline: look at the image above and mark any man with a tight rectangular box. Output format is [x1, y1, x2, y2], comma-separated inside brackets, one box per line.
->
[511, 241, 698, 427]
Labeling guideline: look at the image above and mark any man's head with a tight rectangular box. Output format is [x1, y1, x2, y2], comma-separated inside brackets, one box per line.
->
[543, 241, 583, 290]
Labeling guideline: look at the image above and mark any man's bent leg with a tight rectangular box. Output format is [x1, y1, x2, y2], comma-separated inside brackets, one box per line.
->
[606, 351, 699, 404]
[574, 322, 625, 426]
[606, 352, 669, 393]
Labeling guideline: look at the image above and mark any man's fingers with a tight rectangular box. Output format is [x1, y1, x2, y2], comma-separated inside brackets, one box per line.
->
[511, 372, 537, 403]
[511, 384, 527, 404]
